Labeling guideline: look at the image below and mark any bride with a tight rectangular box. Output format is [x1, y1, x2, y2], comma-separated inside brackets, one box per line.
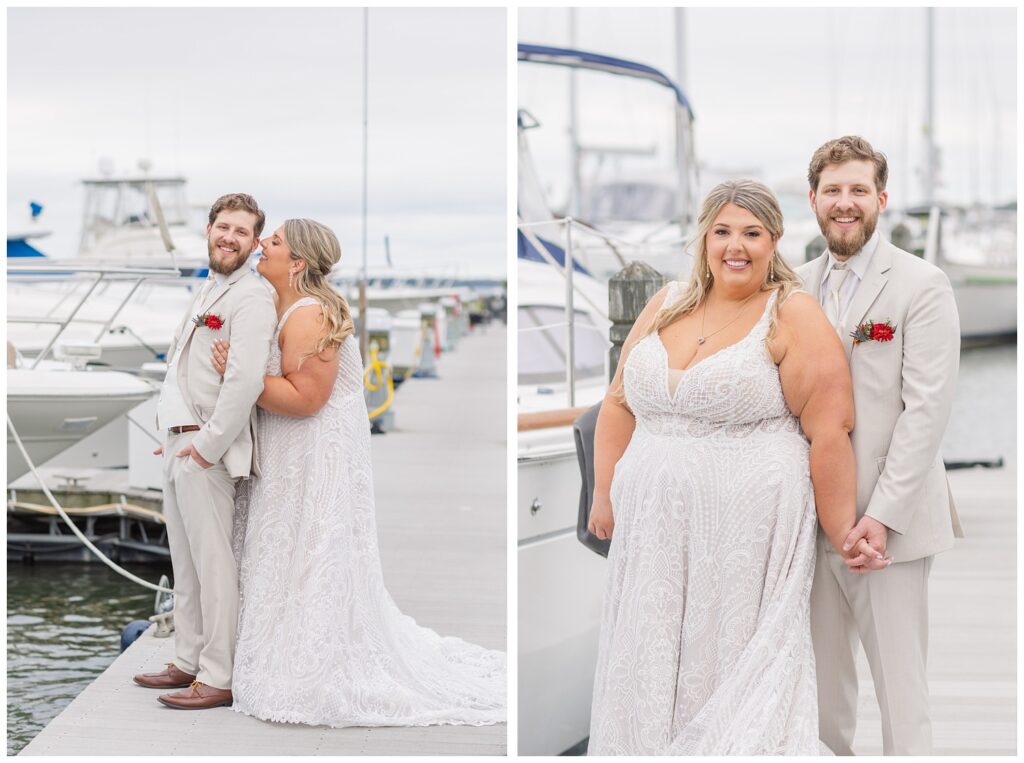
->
[211, 218, 505, 728]
[585, 180, 887, 754]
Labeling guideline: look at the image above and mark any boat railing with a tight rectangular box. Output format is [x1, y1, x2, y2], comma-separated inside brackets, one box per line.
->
[519, 214, 683, 431]
[519, 215, 599, 409]
[7, 263, 183, 369]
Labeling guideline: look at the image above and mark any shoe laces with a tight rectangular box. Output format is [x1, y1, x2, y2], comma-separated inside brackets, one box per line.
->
[189, 680, 205, 697]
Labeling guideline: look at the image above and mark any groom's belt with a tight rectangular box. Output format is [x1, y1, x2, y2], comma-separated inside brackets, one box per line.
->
[168, 425, 201, 434]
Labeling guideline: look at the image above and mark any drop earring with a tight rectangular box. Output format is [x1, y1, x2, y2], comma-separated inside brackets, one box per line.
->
[769, 256, 775, 281]
[288, 270, 295, 290]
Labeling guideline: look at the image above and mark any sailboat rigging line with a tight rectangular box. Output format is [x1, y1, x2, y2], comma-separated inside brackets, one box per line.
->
[6, 413, 172, 594]
[517, 219, 608, 320]
[125, 412, 163, 446]
[107, 324, 162, 360]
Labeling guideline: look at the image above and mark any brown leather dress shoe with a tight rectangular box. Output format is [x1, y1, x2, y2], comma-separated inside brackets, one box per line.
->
[158, 681, 233, 710]
[133, 662, 197, 689]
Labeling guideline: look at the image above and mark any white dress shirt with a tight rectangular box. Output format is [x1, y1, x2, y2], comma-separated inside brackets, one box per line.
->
[156, 273, 225, 429]
[817, 230, 880, 328]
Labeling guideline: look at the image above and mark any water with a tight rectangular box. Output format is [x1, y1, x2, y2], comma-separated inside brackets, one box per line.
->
[6, 561, 171, 755]
[942, 344, 1016, 464]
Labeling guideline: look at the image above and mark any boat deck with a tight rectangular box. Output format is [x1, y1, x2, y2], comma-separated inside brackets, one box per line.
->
[18, 325, 507, 756]
[852, 464, 1016, 755]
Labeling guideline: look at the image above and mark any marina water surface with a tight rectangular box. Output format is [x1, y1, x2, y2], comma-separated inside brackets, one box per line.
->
[7, 561, 172, 755]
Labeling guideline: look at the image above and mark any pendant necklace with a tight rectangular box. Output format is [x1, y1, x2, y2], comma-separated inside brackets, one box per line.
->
[697, 291, 760, 345]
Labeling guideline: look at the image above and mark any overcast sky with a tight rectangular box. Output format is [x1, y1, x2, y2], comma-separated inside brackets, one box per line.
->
[8, 8, 506, 277]
[519, 6, 1017, 210]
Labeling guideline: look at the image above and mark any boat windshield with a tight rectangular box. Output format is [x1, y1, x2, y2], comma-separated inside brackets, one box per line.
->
[585, 182, 677, 224]
[82, 180, 190, 232]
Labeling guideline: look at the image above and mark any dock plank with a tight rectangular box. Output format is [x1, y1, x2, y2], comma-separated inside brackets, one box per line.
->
[19, 326, 507, 756]
[850, 465, 1016, 756]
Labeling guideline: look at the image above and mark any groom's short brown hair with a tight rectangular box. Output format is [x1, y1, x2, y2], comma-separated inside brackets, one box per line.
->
[208, 193, 266, 238]
[808, 136, 889, 194]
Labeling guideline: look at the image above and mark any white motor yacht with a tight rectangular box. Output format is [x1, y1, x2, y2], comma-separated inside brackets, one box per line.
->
[75, 164, 210, 274]
[7, 359, 157, 483]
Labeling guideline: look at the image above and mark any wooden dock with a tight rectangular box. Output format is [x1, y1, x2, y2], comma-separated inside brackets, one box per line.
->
[19, 325, 507, 756]
[851, 464, 1016, 756]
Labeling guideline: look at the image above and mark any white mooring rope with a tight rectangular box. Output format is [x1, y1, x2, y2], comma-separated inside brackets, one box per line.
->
[6, 412, 172, 594]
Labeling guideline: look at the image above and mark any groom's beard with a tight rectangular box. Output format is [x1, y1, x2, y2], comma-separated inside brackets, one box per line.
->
[816, 207, 879, 259]
[207, 239, 251, 275]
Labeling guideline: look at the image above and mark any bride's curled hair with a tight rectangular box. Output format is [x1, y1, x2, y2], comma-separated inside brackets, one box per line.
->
[283, 218, 355, 366]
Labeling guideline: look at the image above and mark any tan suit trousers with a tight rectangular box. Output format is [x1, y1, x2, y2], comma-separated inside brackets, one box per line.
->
[811, 532, 933, 755]
[162, 430, 239, 690]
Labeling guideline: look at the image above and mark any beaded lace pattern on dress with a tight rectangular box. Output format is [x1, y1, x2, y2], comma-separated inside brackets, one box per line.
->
[231, 297, 505, 728]
[588, 283, 825, 755]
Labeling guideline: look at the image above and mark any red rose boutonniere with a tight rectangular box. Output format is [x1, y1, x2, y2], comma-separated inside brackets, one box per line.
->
[850, 319, 896, 345]
[193, 312, 224, 330]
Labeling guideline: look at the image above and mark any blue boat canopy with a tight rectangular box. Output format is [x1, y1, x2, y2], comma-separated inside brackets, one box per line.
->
[518, 43, 694, 117]
[7, 240, 47, 258]
[517, 230, 591, 276]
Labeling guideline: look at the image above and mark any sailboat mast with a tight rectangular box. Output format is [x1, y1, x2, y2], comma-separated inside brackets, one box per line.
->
[568, 8, 581, 219]
[673, 8, 687, 93]
[359, 8, 370, 362]
[674, 8, 691, 225]
[923, 7, 936, 205]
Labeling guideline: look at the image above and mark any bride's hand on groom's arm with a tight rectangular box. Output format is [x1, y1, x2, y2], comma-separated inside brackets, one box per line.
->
[211, 340, 229, 376]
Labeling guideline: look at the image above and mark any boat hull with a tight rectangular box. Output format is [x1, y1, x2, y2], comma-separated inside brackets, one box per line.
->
[518, 437, 606, 755]
[7, 370, 156, 482]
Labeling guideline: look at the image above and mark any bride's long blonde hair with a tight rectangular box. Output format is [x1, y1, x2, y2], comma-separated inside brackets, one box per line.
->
[283, 218, 355, 367]
[644, 179, 799, 342]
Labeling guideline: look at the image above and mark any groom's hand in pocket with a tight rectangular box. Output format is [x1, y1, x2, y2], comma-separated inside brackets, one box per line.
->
[176, 443, 213, 469]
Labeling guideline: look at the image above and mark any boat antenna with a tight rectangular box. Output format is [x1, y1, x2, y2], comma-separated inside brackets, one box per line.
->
[359, 7, 370, 362]
[142, 159, 177, 268]
[922, 8, 938, 205]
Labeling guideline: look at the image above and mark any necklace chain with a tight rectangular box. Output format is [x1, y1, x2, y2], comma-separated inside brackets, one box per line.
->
[698, 291, 761, 345]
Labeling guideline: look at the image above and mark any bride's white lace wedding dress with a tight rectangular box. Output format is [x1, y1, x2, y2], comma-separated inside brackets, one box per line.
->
[588, 284, 824, 755]
[231, 297, 505, 728]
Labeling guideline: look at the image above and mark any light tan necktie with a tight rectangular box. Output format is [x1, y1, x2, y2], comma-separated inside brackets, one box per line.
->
[827, 261, 850, 330]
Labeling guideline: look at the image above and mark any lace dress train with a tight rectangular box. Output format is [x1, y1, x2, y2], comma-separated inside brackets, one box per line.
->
[231, 297, 505, 728]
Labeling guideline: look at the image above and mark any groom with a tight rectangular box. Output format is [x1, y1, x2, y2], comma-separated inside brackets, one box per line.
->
[133, 193, 276, 709]
[797, 136, 963, 755]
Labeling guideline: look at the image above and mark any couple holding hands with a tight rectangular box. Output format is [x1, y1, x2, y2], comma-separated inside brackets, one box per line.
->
[133, 194, 505, 728]
[587, 136, 962, 755]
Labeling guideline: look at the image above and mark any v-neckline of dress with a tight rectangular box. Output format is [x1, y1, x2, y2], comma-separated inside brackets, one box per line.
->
[656, 290, 776, 404]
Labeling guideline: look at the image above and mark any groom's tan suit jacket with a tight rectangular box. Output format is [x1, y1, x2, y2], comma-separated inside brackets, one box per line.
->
[164, 266, 276, 478]
[797, 239, 963, 563]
